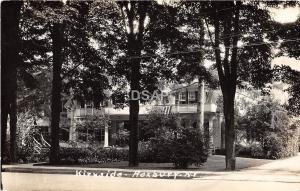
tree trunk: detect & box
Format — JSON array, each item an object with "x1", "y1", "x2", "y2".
[
  {"x1": 119, "y1": 1, "x2": 147, "y2": 167},
  {"x1": 213, "y1": 4, "x2": 239, "y2": 170},
  {"x1": 128, "y1": 57, "x2": 140, "y2": 167},
  {"x1": 197, "y1": 78, "x2": 205, "y2": 137},
  {"x1": 49, "y1": 23, "x2": 64, "y2": 164},
  {"x1": 9, "y1": 75, "x2": 18, "y2": 163},
  {"x1": 196, "y1": 19, "x2": 206, "y2": 149},
  {"x1": 128, "y1": 97, "x2": 139, "y2": 166},
  {"x1": 223, "y1": 89, "x2": 236, "y2": 170},
  {"x1": 1, "y1": 105, "x2": 9, "y2": 161},
  {"x1": 1, "y1": 1, "x2": 22, "y2": 163}
]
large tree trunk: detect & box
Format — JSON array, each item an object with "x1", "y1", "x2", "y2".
[
  {"x1": 223, "y1": 3, "x2": 240, "y2": 171},
  {"x1": 118, "y1": 1, "x2": 147, "y2": 167},
  {"x1": 1, "y1": 106, "x2": 9, "y2": 160},
  {"x1": 9, "y1": 77, "x2": 18, "y2": 163},
  {"x1": 197, "y1": 79, "x2": 205, "y2": 137},
  {"x1": 128, "y1": 48, "x2": 141, "y2": 167},
  {"x1": 213, "y1": 3, "x2": 240, "y2": 170},
  {"x1": 1, "y1": 1, "x2": 22, "y2": 163},
  {"x1": 128, "y1": 83, "x2": 140, "y2": 167},
  {"x1": 223, "y1": 89, "x2": 236, "y2": 170},
  {"x1": 49, "y1": 23, "x2": 64, "y2": 164},
  {"x1": 196, "y1": 19, "x2": 206, "y2": 151}
]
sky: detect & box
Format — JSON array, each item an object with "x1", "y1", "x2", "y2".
[
  {"x1": 269, "y1": 6, "x2": 300, "y2": 23},
  {"x1": 270, "y1": 6, "x2": 300, "y2": 71}
]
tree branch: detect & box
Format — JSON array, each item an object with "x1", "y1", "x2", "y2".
[
  {"x1": 223, "y1": 12, "x2": 232, "y2": 77},
  {"x1": 230, "y1": 2, "x2": 241, "y2": 89},
  {"x1": 137, "y1": 2, "x2": 147, "y2": 44},
  {"x1": 213, "y1": 12, "x2": 225, "y2": 88}
]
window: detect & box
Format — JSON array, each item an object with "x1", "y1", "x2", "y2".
[
  {"x1": 101, "y1": 128, "x2": 105, "y2": 142},
  {"x1": 175, "y1": 93, "x2": 179, "y2": 105},
  {"x1": 95, "y1": 128, "x2": 105, "y2": 142},
  {"x1": 78, "y1": 129, "x2": 87, "y2": 142},
  {"x1": 163, "y1": 96, "x2": 169, "y2": 104},
  {"x1": 179, "y1": 92, "x2": 186, "y2": 101},
  {"x1": 188, "y1": 91, "x2": 196, "y2": 101},
  {"x1": 85, "y1": 101, "x2": 93, "y2": 108},
  {"x1": 78, "y1": 127, "x2": 105, "y2": 142},
  {"x1": 80, "y1": 101, "x2": 85, "y2": 108},
  {"x1": 59, "y1": 129, "x2": 69, "y2": 141}
]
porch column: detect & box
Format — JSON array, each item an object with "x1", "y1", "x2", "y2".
[
  {"x1": 208, "y1": 116, "x2": 214, "y2": 149},
  {"x1": 169, "y1": 93, "x2": 175, "y2": 105},
  {"x1": 69, "y1": 111, "x2": 76, "y2": 141},
  {"x1": 219, "y1": 113, "x2": 225, "y2": 149},
  {"x1": 186, "y1": 90, "x2": 189, "y2": 104},
  {"x1": 104, "y1": 123, "x2": 109, "y2": 147},
  {"x1": 205, "y1": 115, "x2": 214, "y2": 155},
  {"x1": 110, "y1": 121, "x2": 117, "y2": 146}
]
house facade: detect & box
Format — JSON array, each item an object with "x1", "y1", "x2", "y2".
[{"x1": 58, "y1": 82, "x2": 225, "y2": 150}]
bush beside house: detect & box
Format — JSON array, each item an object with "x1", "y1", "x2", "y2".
[
  {"x1": 236, "y1": 100, "x2": 300, "y2": 159},
  {"x1": 139, "y1": 109, "x2": 208, "y2": 168},
  {"x1": 59, "y1": 146, "x2": 128, "y2": 164}
]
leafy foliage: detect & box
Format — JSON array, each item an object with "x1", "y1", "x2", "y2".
[
  {"x1": 184, "y1": 1, "x2": 283, "y2": 169},
  {"x1": 112, "y1": 128, "x2": 129, "y2": 147},
  {"x1": 274, "y1": 15, "x2": 300, "y2": 115},
  {"x1": 19, "y1": 2, "x2": 111, "y2": 110},
  {"x1": 139, "y1": 109, "x2": 207, "y2": 168},
  {"x1": 89, "y1": 1, "x2": 191, "y2": 107},
  {"x1": 60, "y1": 146, "x2": 128, "y2": 164},
  {"x1": 75, "y1": 114, "x2": 110, "y2": 143},
  {"x1": 61, "y1": 2, "x2": 111, "y2": 107},
  {"x1": 277, "y1": 16, "x2": 300, "y2": 59},
  {"x1": 237, "y1": 100, "x2": 300, "y2": 159},
  {"x1": 274, "y1": 65, "x2": 300, "y2": 115}
]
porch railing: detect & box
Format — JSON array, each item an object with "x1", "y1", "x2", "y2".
[{"x1": 71, "y1": 103, "x2": 217, "y2": 117}]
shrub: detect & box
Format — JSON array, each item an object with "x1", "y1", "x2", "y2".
[
  {"x1": 216, "y1": 144, "x2": 263, "y2": 158},
  {"x1": 235, "y1": 144, "x2": 252, "y2": 157},
  {"x1": 59, "y1": 146, "x2": 128, "y2": 164},
  {"x1": 139, "y1": 109, "x2": 208, "y2": 168},
  {"x1": 112, "y1": 129, "x2": 129, "y2": 147},
  {"x1": 75, "y1": 114, "x2": 110, "y2": 143},
  {"x1": 262, "y1": 130, "x2": 299, "y2": 159},
  {"x1": 59, "y1": 147, "x2": 87, "y2": 163},
  {"x1": 170, "y1": 126, "x2": 207, "y2": 168},
  {"x1": 214, "y1": 148, "x2": 226, "y2": 155},
  {"x1": 237, "y1": 100, "x2": 300, "y2": 159},
  {"x1": 138, "y1": 140, "x2": 156, "y2": 162},
  {"x1": 250, "y1": 143, "x2": 264, "y2": 158}
]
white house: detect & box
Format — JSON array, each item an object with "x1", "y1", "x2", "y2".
[{"x1": 59, "y1": 82, "x2": 225, "y2": 150}]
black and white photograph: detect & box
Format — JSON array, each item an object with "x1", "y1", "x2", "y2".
[{"x1": 1, "y1": 0, "x2": 300, "y2": 191}]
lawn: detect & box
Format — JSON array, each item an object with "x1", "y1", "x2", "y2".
[{"x1": 38, "y1": 155, "x2": 271, "y2": 171}]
